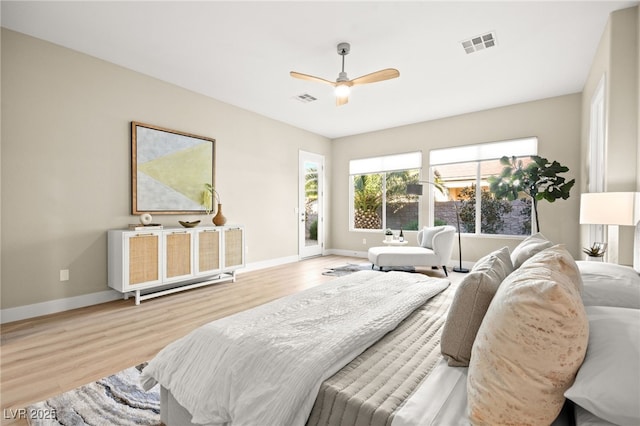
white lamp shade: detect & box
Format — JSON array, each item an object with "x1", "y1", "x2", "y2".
[
  {"x1": 580, "y1": 192, "x2": 640, "y2": 226},
  {"x1": 335, "y1": 84, "x2": 350, "y2": 98}
]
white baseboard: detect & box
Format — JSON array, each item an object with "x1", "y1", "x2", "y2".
[
  {"x1": 239, "y1": 255, "x2": 300, "y2": 273},
  {"x1": 0, "y1": 290, "x2": 123, "y2": 324},
  {"x1": 0, "y1": 255, "x2": 300, "y2": 324},
  {"x1": 325, "y1": 249, "x2": 368, "y2": 258}
]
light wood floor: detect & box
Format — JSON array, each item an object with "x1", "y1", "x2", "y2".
[{"x1": 0, "y1": 255, "x2": 450, "y2": 425}]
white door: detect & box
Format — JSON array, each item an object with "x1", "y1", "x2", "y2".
[{"x1": 299, "y1": 151, "x2": 324, "y2": 258}]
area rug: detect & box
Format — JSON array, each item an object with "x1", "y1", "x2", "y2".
[
  {"x1": 26, "y1": 363, "x2": 160, "y2": 426},
  {"x1": 323, "y1": 262, "x2": 415, "y2": 276}
]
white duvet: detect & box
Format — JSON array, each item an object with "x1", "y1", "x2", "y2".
[{"x1": 141, "y1": 270, "x2": 449, "y2": 426}]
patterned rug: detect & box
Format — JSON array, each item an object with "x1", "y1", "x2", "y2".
[
  {"x1": 27, "y1": 363, "x2": 160, "y2": 426},
  {"x1": 322, "y1": 263, "x2": 415, "y2": 276}
]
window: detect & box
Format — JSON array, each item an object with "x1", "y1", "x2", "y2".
[
  {"x1": 430, "y1": 138, "x2": 537, "y2": 236},
  {"x1": 350, "y1": 152, "x2": 422, "y2": 231},
  {"x1": 588, "y1": 75, "x2": 606, "y2": 244}
]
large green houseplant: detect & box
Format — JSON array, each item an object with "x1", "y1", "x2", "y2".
[{"x1": 487, "y1": 155, "x2": 575, "y2": 232}]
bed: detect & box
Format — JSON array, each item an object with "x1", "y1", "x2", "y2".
[{"x1": 141, "y1": 233, "x2": 640, "y2": 426}]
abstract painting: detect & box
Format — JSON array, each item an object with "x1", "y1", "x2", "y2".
[{"x1": 132, "y1": 121, "x2": 215, "y2": 214}]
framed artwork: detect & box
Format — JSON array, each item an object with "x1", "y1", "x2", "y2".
[{"x1": 131, "y1": 121, "x2": 215, "y2": 214}]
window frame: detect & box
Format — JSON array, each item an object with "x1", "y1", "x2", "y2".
[
  {"x1": 349, "y1": 152, "x2": 422, "y2": 232},
  {"x1": 429, "y1": 138, "x2": 538, "y2": 237}
]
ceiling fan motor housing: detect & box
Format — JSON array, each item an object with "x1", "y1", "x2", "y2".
[
  {"x1": 337, "y1": 71, "x2": 350, "y2": 83},
  {"x1": 337, "y1": 42, "x2": 350, "y2": 55}
]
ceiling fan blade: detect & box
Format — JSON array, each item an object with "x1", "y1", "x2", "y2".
[
  {"x1": 351, "y1": 68, "x2": 400, "y2": 86},
  {"x1": 290, "y1": 71, "x2": 336, "y2": 86},
  {"x1": 336, "y1": 96, "x2": 349, "y2": 106}
]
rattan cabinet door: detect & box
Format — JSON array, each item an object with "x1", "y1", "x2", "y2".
[
  {"x1": 163, "y1": 230, "x2": 193, "y2": 282},
  {"x1": 223, "y1": 227, "x2": 245, "y2": 269},
  {"x1": 195, "y1": 228, "x2": 221, "y2": 276},
  {"x1": 126, "y1": 232, "x2": 162, "y2": 287}
]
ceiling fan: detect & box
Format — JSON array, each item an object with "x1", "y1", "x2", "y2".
[{"x1": 290, "y1": 42, "x2": 400, "y2": 106}]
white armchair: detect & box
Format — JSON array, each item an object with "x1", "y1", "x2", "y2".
[{"x1": 368, "y1": 225, "x2": 456, "y2": 276}]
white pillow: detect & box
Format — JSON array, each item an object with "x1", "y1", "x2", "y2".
[
  {"x1": 574, "y1": 405, "x2": 617, "y2": 426},
  {"x1": 565, "y1": 306, "x2": 640, "y2": 425},
  {"x1": 420, "y1": 226, "x2": 444, "y2": 249},
  {"x1": 577, "y1": 261, "x2": 640, "y2": 309},
  {"x1": 510, "y1": 232, "x2": 553, "y2": 269}
]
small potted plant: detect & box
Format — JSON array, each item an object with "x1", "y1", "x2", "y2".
[
  {"x1": 384, "y1": 228, "x2": 393, "y2": 242},
  {"x1": 582, "y1": 242, "x2": 606, "y2": 261}
]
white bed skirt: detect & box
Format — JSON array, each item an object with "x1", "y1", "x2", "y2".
[{"x1": 161, "y1": 386, "x2": 198, "y2": 426}]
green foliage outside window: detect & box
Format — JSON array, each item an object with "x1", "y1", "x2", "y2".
[
  {"x1": 353, "y1": 174, "x2": 383, "y2": 229},
  {"x1": 457, "y1": 185, "x2": 513, "y2": 234},
  {"x1": 352, "y1": 170, "x2": 420, "y2": 230},
  {"x1": 487, "y1": 155, "x2": 574, "y2": 232}
]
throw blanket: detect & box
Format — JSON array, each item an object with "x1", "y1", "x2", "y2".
[
  {"x1": 307, "y1": 280, "x2": 455, "y2": 426},
  {"x1": 141, "y1": 270, "x2": 449, "y2": 426}
]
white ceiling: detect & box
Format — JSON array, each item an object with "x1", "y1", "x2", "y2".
[{"x1": 2, "y1": 1, "x2": 637, "y2": 139}]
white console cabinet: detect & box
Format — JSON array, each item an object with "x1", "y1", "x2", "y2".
[{"x1": 108, "y1": 225, "x2": 244, "y2": 304}]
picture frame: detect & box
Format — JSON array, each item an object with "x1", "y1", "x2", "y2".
[{"x1": 131, "y1": 121, "x2": 215, "y2": 214}]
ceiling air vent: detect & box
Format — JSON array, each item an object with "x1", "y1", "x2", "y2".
[
  {"x1": 294, "y1": 93, "x2": 318, "y2": 103},
  {"x1": 461, "y1": 31, "x2": 496, "y2": 54}
]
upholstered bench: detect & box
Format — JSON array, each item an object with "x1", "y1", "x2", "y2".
[{"x1": 367, "y1": 225, "x2": 456, "y2": 276}]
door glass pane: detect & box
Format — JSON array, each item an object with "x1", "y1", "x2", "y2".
[{"x1": 304, "y1": 161, "x2": 319, "y2": 246}]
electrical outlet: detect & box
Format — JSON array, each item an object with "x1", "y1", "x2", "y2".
[
  {"x1": 60, "y1": 269, "x2": 69, "y2": 282},
  {"x1": 362, "y1": 238, "x2": 367, "y2": 244}
]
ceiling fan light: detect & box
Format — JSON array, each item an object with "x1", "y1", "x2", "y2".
[{"x1": 335, "y1": 84, "x2": 350, "y2": 98}]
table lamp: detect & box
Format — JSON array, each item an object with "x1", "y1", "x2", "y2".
[{"x1": 579, "y1": 192, "x2": 640, "y2": 264}]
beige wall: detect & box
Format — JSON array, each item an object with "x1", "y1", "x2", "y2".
[
  {"x1": 331, "y1": 94, "x2": 582, "y2": 263},
  {"x1": 3, "y1": 7, "x2": 638, "y2": 313},
  {"x1": 1, "y1": 29, "x2": 331, "y2": 309},
  {"x1": 580, "y1": 6, "x2": 638, "y2": 266}
]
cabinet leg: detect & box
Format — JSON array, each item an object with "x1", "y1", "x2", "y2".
[
  {"x1": 135, "y1": 290, "x2": 141, "y2": 306},
  {"x1": 232, "y1": 270, "x2": 237, "y2": 283}
]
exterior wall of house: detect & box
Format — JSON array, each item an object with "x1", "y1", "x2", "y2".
[
  {"x1": 580, "y1": 6, "x2": 638, "y2": 266},
  {"x1": 1, "y1": 29, "x2": 331, "y2": 310},
  {"x1": 331, "y1": 93, "x2": 582, "y2": 263}
]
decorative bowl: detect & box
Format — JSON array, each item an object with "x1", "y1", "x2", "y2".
[{"x1": 178, "y1": 220, "x2": 200, "y2": 228}]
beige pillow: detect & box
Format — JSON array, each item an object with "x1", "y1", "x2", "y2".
[
  {"x1": 467, "y1": 245, "x2": 589, "y2": 425},
  {"x1": 440, "y1": 247, "x2": 513, "y2": 367},
  {"x1": 523, "y1": 243, "x2": 584, "y2": 293},
  {"x1": 510, "y1": 232, "x2": 553, "y2": 269}
]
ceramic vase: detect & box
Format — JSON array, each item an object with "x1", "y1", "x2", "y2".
[{"x1": 213, "y1": 203, "x2": 227, "y2": 226}]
